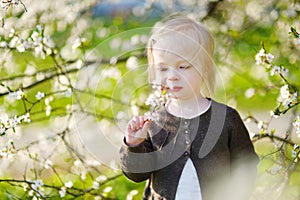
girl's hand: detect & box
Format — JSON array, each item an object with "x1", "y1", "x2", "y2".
[{"x1": 125, "y1": 116, "x2": 151, "y2": 147}]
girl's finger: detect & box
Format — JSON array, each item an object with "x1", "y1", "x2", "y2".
[{"x1": 139, "y1": 116, "x2": 144, "y2": 127}]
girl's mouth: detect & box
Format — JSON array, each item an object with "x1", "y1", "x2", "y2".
[{"x1": 167, "y1": 86, "x2": 183, "y2": 92}]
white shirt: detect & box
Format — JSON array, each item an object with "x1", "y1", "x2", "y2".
[{"x1": 175, "y1": 158, "x2": 202, "y2": 200}]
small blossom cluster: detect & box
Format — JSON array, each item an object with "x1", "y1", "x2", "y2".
[
  {"x1": 255, "y1": 48, "x2": 274, "y2": 65},
  {"x1": 270, "y1": 65, "x2": 289, "y2": 76},
  {"x1": 4, "y1": 25, "x2": 55, "y2": 59},
  {"x1": 144, "y1": 84, "x2": 170, "y2": 121},
  {"x1": 8, "y1": 89, "x2": 24, "y2": 101},
  {"x1": 35, "y1": 91, "x2": 45, "y2": 100},
  {"x1": 72, "y1": 37, "x2": 88, "y2": 50},
  {"x1": 0, "y1": 139, "x2": 15, "y2": 158},
  {"x1": 145, "y1": 84, "x2": 168, "y2": 109},
  {"x1": 92, "y1": 175, "x2": 107, "y2": 190},
  {"x1": 24, "y1": 179, "x2": 45, "y2": 198},
  {"x1": 293, "y1": 116, "x2": 300, "y2": 136},
  {"x1": 278, "y1": 85, "x2": 298, "y2": 108},
  {"x1": 0, "y1": 113, "x2": 30, "y2": 135},
  {"x1": 1, "y1": 0, "x2": 21, "y2": 10},
  {"x1": 255, "y1": 48, "x2": 289, "y2": 77},
  {"x1": 45, "y1": 96, "x2": 53, "y2": 116},
  {"x1": 257, "y1": 120, "x2": 268, "y2": 134},
  {"x1": 59, "y1": 181, "x2": 73, "y2": 198}
]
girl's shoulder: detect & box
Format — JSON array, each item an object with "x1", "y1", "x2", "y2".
[
  {"x1": 210, "y1": 100, "x2": 245, "y2": 129},
  {"x1": 210, "y1": 99, "x2": 241, "y2": 116}
]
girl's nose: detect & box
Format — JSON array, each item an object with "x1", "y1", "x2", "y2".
[{"x1": 167, "y1": 69, "x2": 179, "y2": 81}]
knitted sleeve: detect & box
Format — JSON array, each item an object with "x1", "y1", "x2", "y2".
[{"x1": 119, "y1": 135, "x2": 155, "y2": 182}]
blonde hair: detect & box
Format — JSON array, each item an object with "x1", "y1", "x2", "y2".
[{"x1": 147, "y1": 16, "x2": 215, "y2": 98}]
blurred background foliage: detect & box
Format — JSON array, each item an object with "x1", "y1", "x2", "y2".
[{"x1": 0, "y1": 0, "x2": 299, "y2": 199}]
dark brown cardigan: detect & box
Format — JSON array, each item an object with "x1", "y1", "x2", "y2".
[{"x1": 120, "y1": 100, "x2": 259, "y2": 200}]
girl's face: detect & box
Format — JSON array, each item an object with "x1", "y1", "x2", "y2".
[{"x1": 152, "y1": 49, "x2": 203, "y2": 101}]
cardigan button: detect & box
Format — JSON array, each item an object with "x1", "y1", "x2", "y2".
[{"x1": 184, "y1": 151, "x2": 189, "y2": 156}]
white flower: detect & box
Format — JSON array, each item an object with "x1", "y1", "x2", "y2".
[
  {"x1": 16, "y1": 89, "x2": 24, "y2": 100},
  {"x1": 22, "y1": 113, "x2": 31, "y2": 123},
  {"x1": 9, "y1": 89, "x2": 24, "y2": 101},
  {"x1": 46, "y1": 105, "x2": 51, "y2": 116},
  {"x1": 245, "y1": 88, "x2": 255, "y2": 98},
  {"x1": 270, "y1": 65, "x2": 281, "y2": 76},
  {"x1": 31, "y1": 31, "x2": 39, "y2": 41},
  {"x1": 59, "y1": 187, "x2": 66, "y2": 198},
  {"x1": 103, "y1": 186, "x2": 112, "y2": 193},
  {"x1": 35, "y1": 91, "x2": 45, "y2": 100},
  {"x1": 16, "y1": 40, "x2": 26, "y2": 52},
  {"x1": 72, "y1": 38, "x2": 82, "y2": 50},
  {"x1": 74, "y1": 159, "x2": 81, "y2": 166},
  {"x1": 109, "y1": 56, "x2": 118, "y2": 65},
  {"x1": 145, "y1": 92, "x2": 160, "y2": 108},
  {"x1": 126, "y1": 56, "x2": 139, "y2": 70},
  {"x1": 44, "y1": 159, "x2": 53, "y2": 169},
  {"x1": 43, "y1": 36, "x2": 54, "y2": 48},
  {"x1": 9, "y1": 115, "x2": 20, "y2": 128},
  {"x1": 31, "y1": 179, "x2": 44, "y2": 196},
  {"x1": 255, "y1": 49, "x2": 265, "y2": 65},
  {"x1": 270, "y1": 110, "x2": 279, "y2": 118},
  {"x1": 293, "y1": 116, "x2": 300, "y2": 135},
  {"x1": 255, "y1": 48, "x2": 274, "y2": 65},
  {"x1": 8, "y1": 29, "x2": 15, "y2": 38},
  {"x1": 257, "y1": 120, "x2": 264, "y2": 130},
  {"x1": 0, "y1": 124, "x2": 5, "y2": 135},
  {"x1": 270, "y1": 65, "x2": 288, "y2": 76},
  {"x1": 29, "y1": 190, "x2": 34, "y2": 196},
  {"x1": 101, "y1": 67, "x2": 121, "y2": 79},
  {"x1": 280, "y1": 85, "x2": 290, "y2": 99},
  {"x1": 126, "y1": 190, "x2": 139, "y2": 200},
  {"x1": 92, "y1": 181, "x2": 99, "y2": 189},
  {"x1": 76, "y1": 59, "x2": 83, "y2": 69},
  {"x1": 45, "y1": 96, "x2": 54, "y2": 105},
  {"x1": 81, "y1": 172, "x2": 86, "y2": 181},
  {"x1": 36, "y1": 25, "x2": 43, "y2": 32},
  {"x1": 266, "y1": 53, "x2": 274, "y2": 63},
  {"x1": 144, "y1": 111, "x2": 159, "y2": 121},
  {"x1": 65, "y1": 181, "x2": 73, "y2": 188},
  {"x1": 96, "y1": 175, "x2": 107, "y2": 183},
  {"x1": 9, "y1": 36, "x2": 19, "y2": 48},
  {"x1": 279, "y1": 85, "x2": 297, "y2": 108},
  {"x1": 65, "y1": 88, "x2": 72, "y2": 98},
  {"x1": 33, "y1": 179, "x2": 44, "y2": 188}
]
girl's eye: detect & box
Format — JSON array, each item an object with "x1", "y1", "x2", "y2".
[
  {"x1": 179, "y1": 65, "x2": 191, "y2": 70},
  {"x1": 157, "y1": 67, "x2": 168, "y2": 72}
]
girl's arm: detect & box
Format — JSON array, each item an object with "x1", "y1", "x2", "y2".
[{"x1": 120, "y1": 136, "x2": 155, "y2": 182}]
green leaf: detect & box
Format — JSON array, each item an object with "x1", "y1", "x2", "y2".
[{"x1": 290, "y1": 27, "x2": 300, "y2": 38}]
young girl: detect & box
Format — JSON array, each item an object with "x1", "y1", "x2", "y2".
[{"x1": 120, "y1": 16, "x2": 259, "y2": 200}]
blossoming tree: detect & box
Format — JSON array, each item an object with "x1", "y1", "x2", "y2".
[{"x1": 0, "y1": 0, "x2": 299, "y2": 199}]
